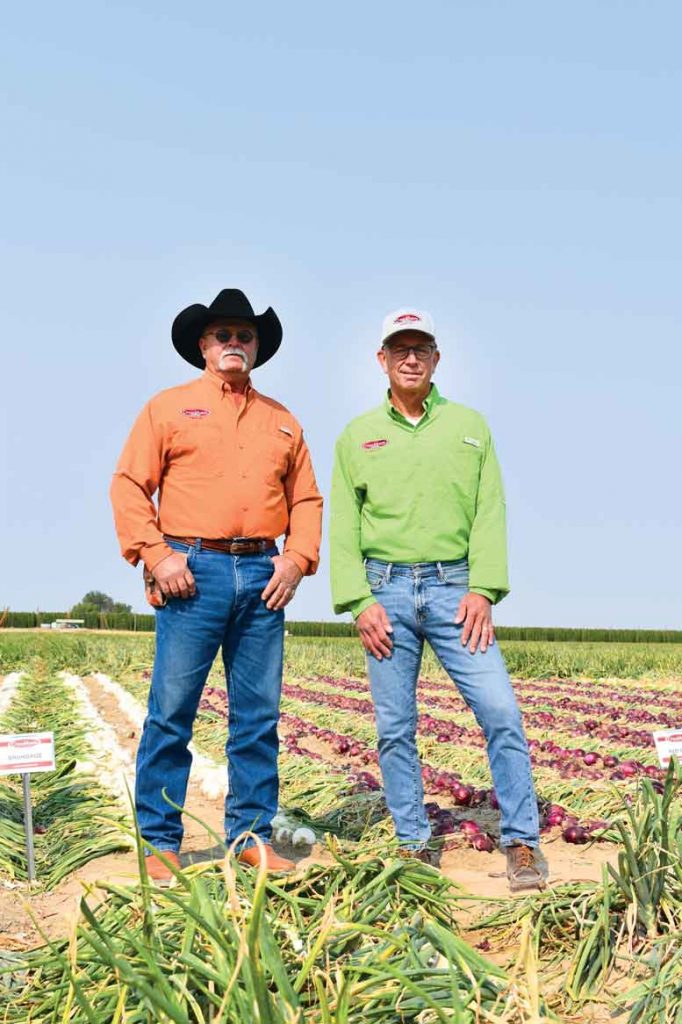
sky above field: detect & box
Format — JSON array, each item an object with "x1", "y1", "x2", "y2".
[{"x1": 1, "y1": 1, "x2": 681, "y2": 628}]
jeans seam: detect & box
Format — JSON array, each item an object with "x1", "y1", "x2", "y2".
[{"x1": 412, "y1": 696, "x2": 419, "y2": 837}]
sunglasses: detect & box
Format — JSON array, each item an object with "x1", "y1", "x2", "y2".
[
  {"x1": 384, "y1": 343, "x2": 436, "y2": 362},
  {"x1": 205, "y1": 328, "x2": 256, "y2": 344}
]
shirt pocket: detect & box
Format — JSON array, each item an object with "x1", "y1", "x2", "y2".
[
  {"x1": 169, "y1": 421, "x2": 226, "y2": 477},
  {"x1": 264, "y1": 430, "x2": 295, "y2": 479},
  {"x1": 445, "y1": 439, "x2": 483, "y2": 495}
]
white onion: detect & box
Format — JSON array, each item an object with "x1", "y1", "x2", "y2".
[
  {"x1": 291, "y1": 827, "x2": 316, "y2": 847},
  {"x1": 91, "y1": 672, "x2": 228, "y2": 798},
  {"x1": 0, "y1": 672, "x2": 23, "y2": 716},
  {"x1": 273, "y1": 826, "x2": 293, "y2": 844}
]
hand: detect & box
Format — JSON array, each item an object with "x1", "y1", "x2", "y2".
[
  {"x1": 356, "y1": 602, "x2": 393, "y2": 660},
  {"x1": 455, "y1": 593, "x2": 495, "y2": 653},
  {"x1": 153, "y1": 552, "x2": 196, "y2": 599},
  {"x1": 261, "y1": 555, "x2": 303, "y2": 610}
]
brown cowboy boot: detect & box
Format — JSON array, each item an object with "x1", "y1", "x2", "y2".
[
  {"x1": 144, "y1": 851, "x2": 181, "y2": 886},
  {"x1": 236, "y1": 844, "x2": 295, "y2": 872}
]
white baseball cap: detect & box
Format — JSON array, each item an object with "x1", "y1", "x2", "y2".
[{"x1": 381, "y1": 308, "x2": 436, "y2": 345}]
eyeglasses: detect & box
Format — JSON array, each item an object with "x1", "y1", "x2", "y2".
[
  {"x1": 384, "y1": 342, "x2": 436, "y2": 362},
  {"x1": 204, "y1": 328, "x2": 256, "y2": 344}
]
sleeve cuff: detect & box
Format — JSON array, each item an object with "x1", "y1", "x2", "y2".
[
  {"x1": 470, "y1": 587, "x2": 498, "y2": 604},
  {"x1": 349, "y1": 596, "x2": 377, "y2": 620},
  {"x1": 143, "y1": 542, "x2": 175, "y2": 573},
  {"x1": 283, "y1": 549, "x2": 312, "y2": 576}
]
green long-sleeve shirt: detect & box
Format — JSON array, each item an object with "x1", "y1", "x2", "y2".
[{"x1": 330, "y1": 385, "x2": 510, "y2": 618}]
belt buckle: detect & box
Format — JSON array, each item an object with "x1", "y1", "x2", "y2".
[{"x1": 230, "y1": 537, "x2": 253, "y2": 553}]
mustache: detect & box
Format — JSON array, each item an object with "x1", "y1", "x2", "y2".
[{"x1": 218, "y1": 348, "x2": 250, "y2": 369}]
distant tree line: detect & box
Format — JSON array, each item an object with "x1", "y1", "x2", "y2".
[{"x1": 1, "y1": 609, "x2": 681, "y2": 644}]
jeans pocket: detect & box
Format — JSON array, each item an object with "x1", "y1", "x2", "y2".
[
  {"x1": 441, "y1": 569, "x2": 469, "y2": 589},
  {"x1": 366, "y1": 569, "x2": 387, "y2": 592},
  {"x1": 166, "y1": 540, "x2": 196, "y2": 570}
]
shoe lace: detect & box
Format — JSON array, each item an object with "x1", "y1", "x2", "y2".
[{"x1": 513, "y1": 845, "x2": 535, "y2": 870}]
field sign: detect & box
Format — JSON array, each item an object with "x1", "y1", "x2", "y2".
[
  {"x1": 0, "y1": 732, "x2": 55, "y2": 776},
  {"x1": 652, "y1": 728, "x2": 682, "y2": 768}
]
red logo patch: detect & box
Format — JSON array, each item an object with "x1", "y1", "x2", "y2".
[
  {"x1": 362, "y1": 439, "x2": 389, "y2": 450},
  {"x1": 181, "y1": 408, "x2": 211, "y2": 418},
  {"x1": 394, "y1": 313, "x2": 420, "y2": 324}
]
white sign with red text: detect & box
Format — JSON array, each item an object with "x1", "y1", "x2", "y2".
[
  {"x1": 0, "y1": 732, "x2": 55, "y2": 776},
  {"x1": 653, "y1": 729, "x2": 682, "y2": 769}
]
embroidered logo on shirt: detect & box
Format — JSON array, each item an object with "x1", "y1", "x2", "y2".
[
  {"x1": 279, "y1": 426, "x2": 294, "y2": 436},
  {"x1": 463, "y1": 436, "x2": 480, "y2": 447},
  {"x1": 362, "y1": 439, "x2": 389, "y2": 450},
  {"x1": 181, "y1": 408, "x2": 211, "y2": 418}
]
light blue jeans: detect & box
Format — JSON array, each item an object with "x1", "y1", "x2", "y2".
[
  {"x1": 135, "y1": 539, "x2": 284, "y2": 853},
  {"x1": 365, "y1": 558, "x2": 539, "y2": 849}
]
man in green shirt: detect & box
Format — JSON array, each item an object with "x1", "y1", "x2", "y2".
[{"x1": 330, "y1": 308, "x2": 544, "y2": 892}]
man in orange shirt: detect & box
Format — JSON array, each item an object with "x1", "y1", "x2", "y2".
[{"x1": 111, "y1": 288, "x2": 322, "y2": 881}]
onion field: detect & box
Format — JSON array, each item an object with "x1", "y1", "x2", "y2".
[{"x1": 0, "y1": 631, "x2": 681, "y2": 1023}]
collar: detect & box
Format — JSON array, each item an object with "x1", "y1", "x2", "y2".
[
  {"x1": 202, "y1": 367, "x2": 254, "y2": 400},
  {"x1": 385, "y1": 383, "x2": 440, "y2": 422}
]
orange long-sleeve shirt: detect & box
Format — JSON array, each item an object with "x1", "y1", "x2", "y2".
[{"x1": 110, "y1": 369, "x2": 323, "y2": 575}]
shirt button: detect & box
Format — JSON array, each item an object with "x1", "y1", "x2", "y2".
[{"x1": 241, "y1": 505, "x2": 248, "y2": 511}]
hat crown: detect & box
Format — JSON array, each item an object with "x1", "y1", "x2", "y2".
[
  {"x1": 381, "y1": 308, "x2": 435, "y2": 344},
  {"x1": 207, "y1": 289, "x2": 256, "y2": 319},
  {"x1": 171, "y1": 288, "x2": 282, "y2": 370}
]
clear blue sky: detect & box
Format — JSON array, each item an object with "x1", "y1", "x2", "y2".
[{"x1": 2, "y1": 1, "x2": 680, "y2": 628}]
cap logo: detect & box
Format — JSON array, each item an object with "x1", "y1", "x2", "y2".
[
  {"x1": 394, "y1": 313, "x2": 420, "y2": 324},
  {"x1": 181, "y1": 408, "x2": 211, "y2": 418},
  {"x1": 362, "y1": 438, "x2": 389, "y2": 450}
]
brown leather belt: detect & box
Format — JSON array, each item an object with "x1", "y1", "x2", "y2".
[{"x1": 164, "y1": 535, "x2": 275, "y2": 555}]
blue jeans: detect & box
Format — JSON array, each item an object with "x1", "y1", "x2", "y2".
[
  {"x1": 365, "y1": 558, "x2": 539, "y2": 849},
  {"x1": 135, "y1": 539, "x2": 284, "y2": 853}
]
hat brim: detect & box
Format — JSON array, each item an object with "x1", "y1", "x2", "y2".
[
  {"x1": 172, "y1": 305, "x2": 282, "y2": 369},
  {"x1": 382, "y1": 326, "x2": 435, "y2": 345}
]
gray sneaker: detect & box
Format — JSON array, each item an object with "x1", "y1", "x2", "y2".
[
  {"x1": 505, "y1": 844, "x2": 545, "y2": 892},
  {"x1": 397, "y1": 846, "x2": 438, "y2": 867}
]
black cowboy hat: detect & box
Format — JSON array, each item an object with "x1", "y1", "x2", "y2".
[{"x1": 171, "y1": 288, "x2": 282, "y2": 369}]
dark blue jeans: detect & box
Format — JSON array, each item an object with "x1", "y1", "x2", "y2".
[
  {"x1": 365, "y1": 557, "x2": 539, "y2": 849},
  {"x1": 135, "y1": 539, "x2": 284, "y2": 853}
]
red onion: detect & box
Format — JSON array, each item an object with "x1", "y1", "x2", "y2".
[
  {"x1": 471, "y1": 834, "x2": 496, "y2": 852},
  {"x1": 562, "y1": 825, "x2": 589, "y2": 844},
  {"x1": 432, "y1": 820, "x2": 455, "y2": 836},
  {"x1": 582, "y1": 753, "x2": 599, "y2": 766},
  {"x1": 452, "y1": 784, "x2": 473, "y2": 806},
  {"x1": 459, "y1": 819, "x2": 481, "y2": 836},
  {"x1": 469, "y1": 788, "x2": 488, "y2": 807}
]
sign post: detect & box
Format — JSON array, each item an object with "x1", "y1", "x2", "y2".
[
  {"x1": 0, "y1": 732, "x2": 56, "y2": 884},
  {"x1": 21, "y1": 773, "x2": 37, "y2": 881}
]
